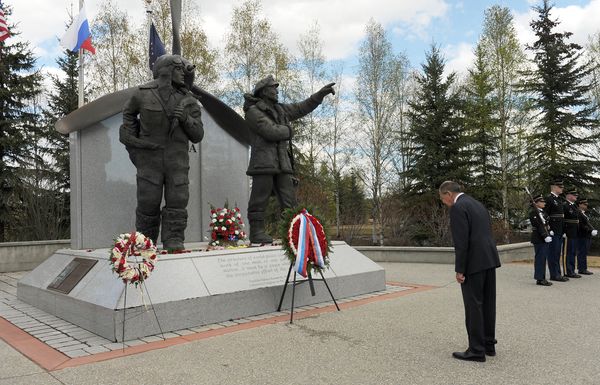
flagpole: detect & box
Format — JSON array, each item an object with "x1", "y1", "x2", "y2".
[
  {"x1": 145, "y1": 0, "x2": 153, "y2": 78},
  {"x1": 78, "y1": 0, "x2": 84, "y2": 108}
]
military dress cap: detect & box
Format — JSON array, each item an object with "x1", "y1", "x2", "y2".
[
  {"x1": 532, "y1": 194, "x2": 545, "y2": 203},
  {"x1": 253, "y1": 75, "x2": 279, "y2": 96},
  {"x1": 550, "y1": 179, "x2": 564, "y2": 187},
  {"x1": 565, "y1": 189, "x2": 578, "y2": 196},
  {"x1": 577, "y1": 198, "x2": 588, "y2": 205}
]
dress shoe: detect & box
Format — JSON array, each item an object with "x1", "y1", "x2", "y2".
[
  {"x1": 536, "y1": 279, "x2": 552, "y2": 286},
  {"x1": 565, "y1": 273, "x2": 581, "y2": 278},
  {"x1": 550, "y1": 276, "x2": 569, "y2": 282},
  {"x1": 579, "y1": 270, "x2": 594, "y2": 275},
  {"x1": 485, "y1": 348, "x2": 496, "y2": 356},
  {"x1": 452, "y1": 350, "x2": 486, "y2": 362}
]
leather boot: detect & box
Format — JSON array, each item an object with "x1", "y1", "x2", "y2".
[
  {"x1": 161, "y1": 208, "x2": 187, "y2": 251},
  {"x1": 136, "y1": 209, "x2": 160, "y2": 245},
  {"x1": 248, "y1": 212, "x2": 273, "y2": 244}
]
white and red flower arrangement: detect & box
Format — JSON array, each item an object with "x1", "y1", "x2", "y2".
[
  {"x1": 209, "y1": 205, "x2": 247, "y2": 248},
  {"x1": 109, "y1": 232, "x2": 158, "y2": 286},
  {"x1": 279, "y1": 207, "x2": 331, "y2": 278}
]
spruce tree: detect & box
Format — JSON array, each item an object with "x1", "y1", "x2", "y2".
[
  {"x1": 35, "y1": 48, "x2": 80, "y2": 238},
  {"x1": 463, "y1": 43, "x2": 501, "y2": 211},
  {"x1": 0, "y1": 5, "x2": 43, "y2": 241},
  {"x1": 521, "y1": 0, "x2": 599, "y2": 190},
  {"x1": 406, "y1": 45, "x2": 468, "y2": 195},
  {"x1": 45, "y1": 49, "x2": 78, "y2": 192}
]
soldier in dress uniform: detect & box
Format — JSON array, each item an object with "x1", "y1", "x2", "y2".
[
  {"x1": 563, "y1": 189, "x2": 581, "y2": 278},
  {"x1": 576, "y1": 198, "x2": 596, "y2": 275},
  {"x1": 529, "y1": 194, "x2": 553, "y2": 286},
  {"x1": 544, "y1": 179, "x2": 568, "y2": 282}
]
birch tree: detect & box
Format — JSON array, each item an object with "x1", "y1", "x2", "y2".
[
  {"x1": 480, "y1": 5, "x2": 525, "y2": 228},
  {"x1": 355, "y1": 20, "x2": 405, "y2": 246},
  {"x1": 223, "y1": 0, "x2": 291, "y2": 107}
]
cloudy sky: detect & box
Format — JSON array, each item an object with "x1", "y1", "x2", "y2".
[{"x1": 5, "y1": 0, "x2": 600, "y2": 78}]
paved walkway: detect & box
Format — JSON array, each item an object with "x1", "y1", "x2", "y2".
[{"x1": 1, "y1": 262, "x2": 600, "y2": 385}]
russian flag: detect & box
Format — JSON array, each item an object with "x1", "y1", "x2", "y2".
[{"x1": 60, "y1": 4, "x2": 95, "y2": 54}]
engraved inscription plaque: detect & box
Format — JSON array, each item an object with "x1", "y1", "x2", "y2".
[
  {"x1": 47, "y1": 258, "x2": 98, "y2": 294},
  {"x1": 198, "y1": 252, "x2": 292, "y2": 295}
]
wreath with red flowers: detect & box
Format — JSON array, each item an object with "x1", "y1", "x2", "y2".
[
  {"x1": 278, "y1": 207, "x2": 331, "y2": 274},
  {"x1": 109, "y1": 232, "x2": 158, "y2": 286}
]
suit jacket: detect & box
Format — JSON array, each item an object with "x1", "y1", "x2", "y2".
[{"x1": 450, "y1": 194, "x2": 501, "y2": 275}]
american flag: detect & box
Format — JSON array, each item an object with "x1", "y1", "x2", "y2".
[{"x1": 0, "y1": 0, "x2": 9, "y2": 42}]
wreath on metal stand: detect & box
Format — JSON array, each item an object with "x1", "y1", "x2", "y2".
[
  {"x1": 109, "y1": 232, "x2": 165, "y2": 346},
  {"x1": 276, "y1": 207, "x2": 339, "y2": 323}
]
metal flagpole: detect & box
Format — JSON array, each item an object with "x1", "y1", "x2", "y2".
[
  {"x1": 78, "y1": 0, "x2": 84, "y2": 108},
  {"x1": 145, "y1": 0, "x2": 153, "y2": 78}
]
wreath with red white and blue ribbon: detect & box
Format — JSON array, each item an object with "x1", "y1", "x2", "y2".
[{"x1": 281, "y1": 208, "x2": 331, "y2": 278}]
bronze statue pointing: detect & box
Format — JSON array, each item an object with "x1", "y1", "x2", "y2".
[
  {"x1": 243, "y1": 75, "x2": 335, "y2": 244},
  {"x1": 120, "y1": 54, "x2": 204, "y2": 251}
]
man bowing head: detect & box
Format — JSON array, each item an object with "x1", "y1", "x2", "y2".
[{"x1": 439, "y1": 181, "x2": 501, "y2": 362}]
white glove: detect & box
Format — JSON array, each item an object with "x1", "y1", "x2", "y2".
[
  {"x1": 544, "y1": 236, "x2": 552, "y2": 243},
  {"x1": 550, "y1": 231, "x2": 554, "y2": 236},
  {"x1": 592, "y1": 230, "x2": 598, "y2": 236},
  {"x1": 563, "y1": 233, "x2": 566, "y2": 239}
]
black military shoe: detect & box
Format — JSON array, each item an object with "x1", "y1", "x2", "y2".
[
  {"x1": 536, "y1": 279, "x2": 552, "y2": 286},
  {"x1": 565, "y1": 273, "x2": 581, "y2": 278},
  {"x1": 452, "y1": 350, "x2": 486, "y2": 362},
  {"x1": 579, "y1": 270, "x2": 594, "y2": 275},
  {"x1": 485, "y1": 348, "x2": 496, "y2": 356},
  {"x1": 550, "y1": 276, "x2": 569, "y2": 282}
]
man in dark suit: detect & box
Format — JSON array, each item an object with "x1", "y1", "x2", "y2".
[{"x1": 439, "y1": 181, "x2": 501, "y2": 363}]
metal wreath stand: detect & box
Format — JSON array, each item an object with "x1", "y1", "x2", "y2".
[
  {"x1": 120, "y1": 252, "x2": 165, "y2": 350},
  {"x1": 277, "y1": 261, "x2": 340, "y2": 324}
]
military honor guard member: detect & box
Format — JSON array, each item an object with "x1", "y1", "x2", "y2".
[
  {"x1": 576, "y1": 198, "x2": 596, "y2": 275},
  {"x1": 563, "y1": 189, "x2": 581, "y2": 278},
  {"x1": 439, "y1": 181, "x2": 501, "y2": 362},
  {"x1": 529, "y1": 194, "x2": 553, "y2": 286},
  {"x1": 544, "y1": 180, "x2": 568, "y2": 282}
]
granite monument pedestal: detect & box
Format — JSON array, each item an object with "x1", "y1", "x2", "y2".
[{"x1": 17, "y1": 241, "x2": 385, "y2": 341}]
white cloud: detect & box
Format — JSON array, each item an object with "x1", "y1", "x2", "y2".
[
  {"x1": 201, "y1": 0, "x2": 450, "y2": 60},
  {"x1": 6, "y1": 0, "x2": 146, "y2": 67},
  {"x1": 7, "y1": 0, "x2": 449, "y2": 66},
  {"x1": 514, "y1": 0, "x2": 600, "y2": 49},
  {"x1": 444, "y1": 42, "x2": 474, "y2": 76}
]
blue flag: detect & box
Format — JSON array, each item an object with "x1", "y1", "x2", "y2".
[{"x1": 149, "y1": 22, "x2": 166, "y2": 71}]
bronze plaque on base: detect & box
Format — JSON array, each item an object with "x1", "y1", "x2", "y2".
[{"x1": 47, "y1": 258, "x2": 98, "y2": 294}]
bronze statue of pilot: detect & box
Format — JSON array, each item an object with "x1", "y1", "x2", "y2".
[{"x1": 120, "y1": 54, "x2": 204, "y2": 251}]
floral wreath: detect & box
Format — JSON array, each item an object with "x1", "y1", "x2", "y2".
[
  {"x1": 279, "y1": 207, "x2": 331, "y2": 277},
  {"x1": 109, "y1": 232, "x2": 158, "y2": 286}
]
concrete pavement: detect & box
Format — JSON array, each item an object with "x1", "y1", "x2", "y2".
[{"x1": 2, "y1": 262, "x2": 600, "y2": 385}]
